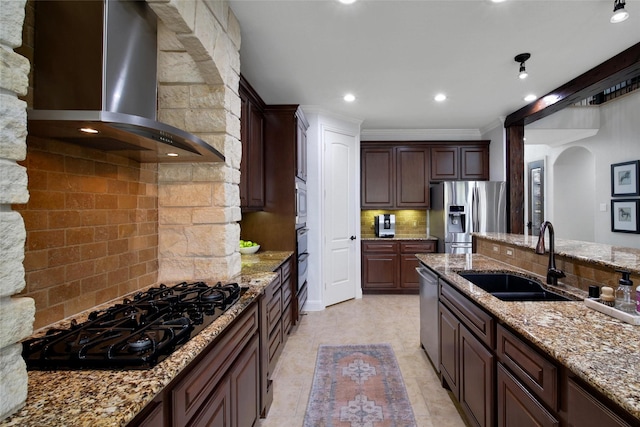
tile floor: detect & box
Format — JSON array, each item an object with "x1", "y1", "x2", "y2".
[{"x1": 256, "y1": 294, "x2": 468, "y2": 427}]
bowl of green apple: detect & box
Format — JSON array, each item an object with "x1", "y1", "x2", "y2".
[{"x1": 239, "y1": 239, "x2": 260, "y2": 254}]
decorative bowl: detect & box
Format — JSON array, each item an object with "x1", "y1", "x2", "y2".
[{"x1": 239, "y1": 245, "x2": 260, "y2": 254}]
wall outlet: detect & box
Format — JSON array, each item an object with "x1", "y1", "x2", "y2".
[
  {"x1": 492, "y1": 245, "x2": 500, "y2": 253},
  {"x1": 506, "y1": 248, "x2": 514, "y2": 257},
  {"x1": 600, "y1": 203, "x2": 608, "y2": 212}
]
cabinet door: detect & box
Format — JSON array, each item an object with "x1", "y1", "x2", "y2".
[
  {"x1": 239, "y1": 91, "x2": 265, "y2": 209},
  {"x1": 497, "y1": 364, "x2": 559, "y2": 427},
  {"x1": 188, "y1": 377, "x2": 232, "y2": 427},
  {"x1": 567, "y1": 378, "x2": 632, "y2": 427},
  {"x1": 400, "y1": 254, "x2": 421, "y2": 289},
  {"x1": 296, "y1": 117, "x2": 307, "y2": 181},
  {"x1": 361, "y1": 147, "x2": 394, "y2": 208},
  {"x1": 460, "y1": 146, "x2": 489, "y2": 181},
  {"x1": 362, "y1": 253, "x2": 399, "y2": 290},
  {"x1": 231, "y1": 336, "x2": 260, "y2": 427},
  {"x1": 396, "y1": 147, "x2": 430, "y2": 207},
  {"x1": 439, "y1": 304, "x2": 460, "y2": 398},
  {"x1": 431, "y1": 146, "x2": 458, "y2": 181},
  {"x1": 459, "y1": 325, "x2": 495, "y2": 427},
  {"x1": 247, "y1": 103, "x2": 265, "y2": 207}
]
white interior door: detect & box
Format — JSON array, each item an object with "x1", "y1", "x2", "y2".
[{"x1": 323, "y1": 129, "x2": 358, "y2": 306}]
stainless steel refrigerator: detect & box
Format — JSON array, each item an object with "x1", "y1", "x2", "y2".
[{"x1": 430, "y1": 181, "x2": 507, "y2": 253}]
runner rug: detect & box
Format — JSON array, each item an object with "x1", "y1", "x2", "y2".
[{"x1": 303, "y1": 343, "x2": 417, "y2": 427}]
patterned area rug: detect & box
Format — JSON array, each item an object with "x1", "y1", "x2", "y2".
[{"x1": 303, "y1": 343, "x2": 417, "y2": 427}]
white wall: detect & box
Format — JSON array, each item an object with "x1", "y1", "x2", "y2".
[
  {"x1": 481, "y1": 118, "x2": 507, "y2": 181},
  {"x1": 302, "y1": 107, "x2": 362, "y2": 311},
  {"x1": 525, "y1": 91, "x2": 640, "y2": 248}
]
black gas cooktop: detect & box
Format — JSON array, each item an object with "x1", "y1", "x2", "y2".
[{"x1": 22, "y1": 281, "x2": 244, "y2": 370}]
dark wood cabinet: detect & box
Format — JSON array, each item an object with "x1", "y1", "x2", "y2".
[
  {"x1": 296, "y1": 113, "x2": 308, "y2": 181},
  {"x1": 566, "y1": 377, "x2": 635, "y2": 427},
  {"x1": 231, "y1": 335, "x2": 260, "y2": 427},
  {"x1": 396, "y1": 147, "x2": 430, "y2": 207},
  {"x1": 360, "y1": 145, "x2": 430, "y2": 209},
  {"x1": 430, "y1": 143, "x2": 490, "y2": 181},
  {"x1": 239, "y1": 76, "x2": 265, "y2": 210},
  {"x1": 460, "y1": 324, "x2": 495, "y2": 427},
  {"x1": 497, "y1": 363, "x2": 559, "y2": 427},
  {"x1": 361, "y1": 147, "x2": 394, "y2": 208},
  {"x1": 361, "y1": 141, "x2": 490, "y2": 208},
  {"x1": 362, "y1": 240, "x2": 435, "y2": 293},
  {"x1": 439, "y1": 280, "x2": 495, "y2": 427}
]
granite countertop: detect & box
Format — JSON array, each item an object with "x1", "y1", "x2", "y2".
[
  {"x1": 1, "y1": 251, "x2": 293, "y2": 427},
  {"x1": 416, "y1": 252, "x2": 640, "y2": 421},
  {"x1": 361, "y1": 234, "x2": 438, "y2": 241}
]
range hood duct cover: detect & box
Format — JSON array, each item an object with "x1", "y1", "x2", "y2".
[{"x1": 28, "y1": 0, "x2": 224, "y2": 163}]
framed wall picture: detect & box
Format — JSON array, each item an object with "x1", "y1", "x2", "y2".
[
  {"x1": 611, "y1": 199, "x2": 640, "y2": 233},
  {"x1": 611, "y1": 160, "x2": 640, "y2": 197}
]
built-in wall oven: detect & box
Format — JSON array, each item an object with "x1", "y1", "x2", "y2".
[
  {"x1": 297, "y1": 227, "x2": 309, "y2": 292},
  {"x1": 295, "y1": 179, "x2": 307, "y2": 229}
]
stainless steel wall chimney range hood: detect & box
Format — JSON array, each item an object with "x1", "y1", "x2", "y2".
[{"x1": 28, "y1": 0, "x2": 225, "y2": 163}]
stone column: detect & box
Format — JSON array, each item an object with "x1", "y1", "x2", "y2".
[
  {"x1": 148, "y1": 0, "x2": 243, "y2": 282},
  {"x1": 0, "y1": 0, "x2": 36, "y2": 421}
]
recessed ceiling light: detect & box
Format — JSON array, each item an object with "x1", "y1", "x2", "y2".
[
  {"x1": 79, "y1": 127, "x2": 99, "y2": 134},
  {"x1": 339, "y1": 0, "x2": 357, "y2": 4},
  {"x1": 343, "y1": 93, "x2": 356, "y2": 102},
  {"x1": 524, "y1": 94, "x2": 537, "y2": 102},
  {"x1": 491, "y1": 0, "x2": 507, "y2": 3},
  {"x1": 434, "y1": 93, "x2": 447, "y2": 102}
]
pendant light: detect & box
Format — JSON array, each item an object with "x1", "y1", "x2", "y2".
[
  {"x1": 514, "y1": 53, "x2": 531, "y2": 80},
  {"x1": 611, "y1": 0, "x2": 629, "y2": 23}
]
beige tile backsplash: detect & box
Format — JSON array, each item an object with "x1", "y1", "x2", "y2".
[{"x1": 361, "y1": 209, "x2": 427, "y2": 237}]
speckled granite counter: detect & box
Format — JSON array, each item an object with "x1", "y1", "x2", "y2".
[
  {"x1": 416, "y1": 252, "x2": 640, "y2": 421},
  {"x1": 361, "y1": 234, "x2": 438, "y2": 241},
  {"x1": 0, "y1": 252, "x2": 294, "y2": 427}
]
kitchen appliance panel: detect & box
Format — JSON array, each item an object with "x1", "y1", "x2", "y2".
[
  {"x1": 430, "y1": 181, "x2": 506, "y2": 254},
  {"x1": 295, "y1": 179, "x2": 307, "y2": 229},
  {"x1": 418, "y1": 265, "x2": 440, "y2": 372},
  {"x1": 374, "y1": 214, "x2": 396, "y2": 237}
]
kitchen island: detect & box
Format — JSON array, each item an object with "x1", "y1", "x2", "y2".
[
  {"x1": 0, "y1": 251, "x2": 292, "y2": 427},
  {"x1": 417, "y1": 246, "x2": 640, "y2": 425}
]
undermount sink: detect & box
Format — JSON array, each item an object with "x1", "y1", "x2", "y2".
[{"x1": 458, "y1": 272, "x2": 573, "y2": 302}]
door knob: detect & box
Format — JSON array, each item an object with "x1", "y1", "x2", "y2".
[{"x1": 349, "y1": 236, "x2": 356, "y2": 240}]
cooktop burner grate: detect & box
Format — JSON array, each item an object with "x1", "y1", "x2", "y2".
[{"x1": 22, "y1": 281, "x2": 244, "y2": 370}]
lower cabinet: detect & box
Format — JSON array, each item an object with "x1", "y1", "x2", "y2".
[
  {"x1": 437, "y1": 279, "x2": 640, "y2": 427},
  {"x1": 362, "y1": 240, "x2": 436, "y2": 293},
  {"x1": 128, "y1": 301, "x2": 260, "y2": 427},
  {"x1": 439, "y1": 299, "x2": 494, "y2": 427},
  {"x1": 497, "y1": 364, "x2": 558, "y2": 427}
]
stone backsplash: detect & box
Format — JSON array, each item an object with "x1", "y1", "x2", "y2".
[{"x1": 361, "y1": 209, "x2": 428, "y2": 237}]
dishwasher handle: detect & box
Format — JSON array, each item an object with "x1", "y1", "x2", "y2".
[{"x1": 416, "y1": 267, "x2": 439, "y2": 285}]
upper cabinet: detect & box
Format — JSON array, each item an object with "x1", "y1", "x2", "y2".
[
  {"x1": 431, "y1": 143, "x2": 490, "y2": 181},
  {"x1": 239, "y1": 77, "x2": 266, "y2": 210},
  {"x1": 361, "y1": 145, "x2": 431, "y2": 209},
  {"x1": 295, "y1": 110, "x2": 309, "y2": 182},
  {"x1": 361, "y1": 141, "x2": 490, "y2": 209}
]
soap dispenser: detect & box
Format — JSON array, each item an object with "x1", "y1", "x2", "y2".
[{"x1": 615, "y1": 270, "x2": 635, "y2": 313}]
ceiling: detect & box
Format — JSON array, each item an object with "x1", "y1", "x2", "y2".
[{"x1": 228, "y1": 0, "x2": 640, "y2": 136}]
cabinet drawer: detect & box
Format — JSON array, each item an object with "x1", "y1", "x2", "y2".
[
  {"x1": 362, "y1": 241, "x2": 399, "y2": 253},
  {"x1": 268, "y1": 323, "x2": 283, "y2": 372},
  {"x1": 440, "y1": 281, "x2": 495, "y2": 348},
  {"x1": 266, "y1": 289, "x2": 282, "y2": 335},
  {"x1": 281, "y1": 258, "x2": 292, "y2": 281},
  {"x1": 400, "y1": 241, "x2": 436, "y2": 253},
  {"x1": 282, "y1": 275, "x2": 293, "y2": 308},
  {"x1": 497, "y1": 324, "x2": 558, "y2": 411}
]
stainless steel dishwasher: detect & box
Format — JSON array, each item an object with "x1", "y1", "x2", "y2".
[{"x1": 417, "y1": 264, "x2": 440, "y2": 373}]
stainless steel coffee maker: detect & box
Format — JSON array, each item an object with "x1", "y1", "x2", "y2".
[{"x1": 374, "y1": 214, "x2": 396, "y2": 238}]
